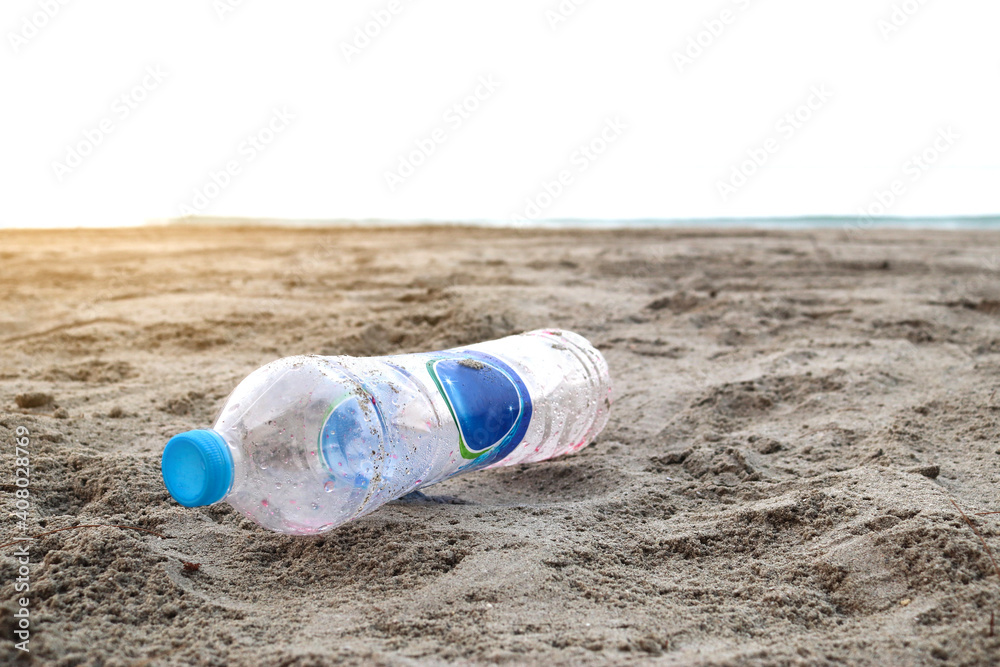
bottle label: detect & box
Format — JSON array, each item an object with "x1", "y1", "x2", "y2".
[
  {"x1": 318, "y1": 382, "x2": 390, "y2": 500},
  {"x1": 425, "y1": 351, "x2": 532, "y2": 470}
]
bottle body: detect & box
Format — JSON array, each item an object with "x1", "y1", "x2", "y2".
[{"x1": 177, "y1": 329, "x2": 611, "y2": 535}]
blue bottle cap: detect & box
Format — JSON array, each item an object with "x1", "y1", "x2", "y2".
[{"x1": 161, "y1": 429, "x2": 234, "y2": 507}]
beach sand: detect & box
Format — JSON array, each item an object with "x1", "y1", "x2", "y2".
[{"x1": 1, "y1": 225, "x2": 998, "y2": 666}]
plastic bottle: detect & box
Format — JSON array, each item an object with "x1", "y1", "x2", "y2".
[{"x1": 160, "y1": 329, "x2": 612, "y2": 535}]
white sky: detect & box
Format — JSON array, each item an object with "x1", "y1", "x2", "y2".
[{"x1": 2, "y1": 0, "x2": 998, "y2": 228}]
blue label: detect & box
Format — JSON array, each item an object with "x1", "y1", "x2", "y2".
[
  {"x1": 426, "y1": 351, "x2": 532, "y2": 469},
  {"x1": 318, "y1": 383, "x2": 390, "y2": 498}
]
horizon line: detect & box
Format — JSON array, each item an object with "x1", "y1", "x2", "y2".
[{"x1": 2, "y1": 214, "x2": 999, "y2": 231}]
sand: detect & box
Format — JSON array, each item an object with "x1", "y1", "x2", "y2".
[{"x1": 0, "y1": 224, "x2": 998, "y2": 666}]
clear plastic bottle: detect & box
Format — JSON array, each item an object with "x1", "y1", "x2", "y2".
[{"x1": 161, "y1": 329, "x2": 612, "y2": 535}]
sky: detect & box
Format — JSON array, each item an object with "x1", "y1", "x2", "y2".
[{"x1": 2, "y1": 0, "x2": 999, "y2": 228}]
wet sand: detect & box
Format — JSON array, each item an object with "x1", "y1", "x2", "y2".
[{"x1": 1, "y1": 224, "x2": 999, "y2": 665}]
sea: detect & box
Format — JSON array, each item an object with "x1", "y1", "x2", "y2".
[{"x1": 161, "y1": 216, "x2": 1000, "y2": 230}]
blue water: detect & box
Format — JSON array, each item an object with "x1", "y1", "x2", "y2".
[
  {"x1": 166, "y1": 215, "x2": 1000, "y2": 230},
  {"x1": 472, "y1": 216, "x2": 1000, "y2": 230}
]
